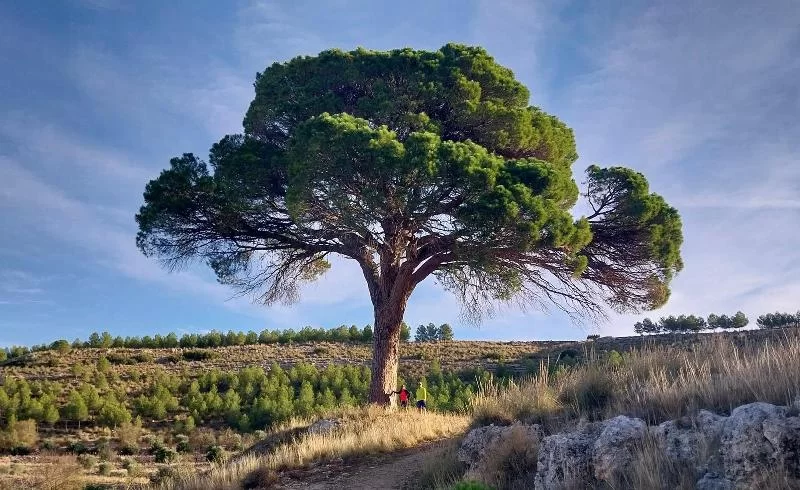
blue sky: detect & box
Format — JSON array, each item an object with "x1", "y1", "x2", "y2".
[{"x1": 1, "y1": 0, "x2": 799, "y2": 346}]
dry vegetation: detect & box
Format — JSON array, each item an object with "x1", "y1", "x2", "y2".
[
  {"x1": 2, "y1": 329, "x2": 799, "y2": 489},
  {"x1": 162, "y1": 406, "x2": 470, "y2": 490},
  {"x1": 2, "y1": 339, "x2": 576, "y2": 383},
  {"x1": 464, "y1": 330, "x2": 800, "y2": 489},
  {"x1": 473, "y1": 330, "x2": 800, "y2": 428}
]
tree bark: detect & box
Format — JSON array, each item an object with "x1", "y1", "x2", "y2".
[{"x1": 368, "y1": 300, "x2": 406, "y2": 405}]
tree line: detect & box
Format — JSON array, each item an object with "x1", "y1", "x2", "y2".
[
  {"x1": 1, "y1": 322, "x2": 463, "y2": 360},
  {"x1": 634, "y1": 310, "x2": 800, "y2": 334},
  {"x1": 0, "y1": 324, "x2": 419, "y2": 360},
  {"x1": 414, "y1": 323, "x2": 455, "y2": 342},
  {"x1": 634, "y1": 312, "x2": 747, "y2": 334}
]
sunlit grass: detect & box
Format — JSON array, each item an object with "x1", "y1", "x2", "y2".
[{"x1": 161, "y1": 406, "x2": 470, "y2": 490}]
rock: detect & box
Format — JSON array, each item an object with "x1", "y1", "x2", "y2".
[
  {"x1": 719, "y1": 402, "x2": 796, "y2": 485},
  {"x1": 652, "y1": 409, "x2": 726, "y2": 466},
  {"x1": 761, "y1": 406, "x2": 800, "y2": 476},
  {"x1": 696, "y1": 471, "x2": 733, "y2": 490},
  {"x1": 458, "y1": 423, "x2": 542, "y2": 478},
  {"x1": 534, "y1": 422, "x2": 603, "y2": 488},
  {"x1": 591, "y1": 415, "x2": 647, "y2": 481},
  {"x1": 458, "y1": 424, "x2": 505, "y2": 467},
  {"x1": 306, "y1": 418, "x2": 340, "y2": 435}
]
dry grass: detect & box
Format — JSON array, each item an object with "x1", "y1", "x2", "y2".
[
  {"x1": 473, "y1": 332, "x2": 800, "y2": 428},
  {"x1": 0, "y1": 453, "x2": 85, "y2": 490},
  {"x1": 612, "y1": 431, "x2": 708, "y2": 489},
  {"x1": 161, "y1": 406, "x2": 471, "y2": 490},
  {"x1": 472, "y1": 360, "x2": 562, "y2": 428},
  {"x1": 472, "y1": 425, "x2": 540, "y2": 490},
  {"x1": 415, "y1": 439, "x2": 467, "y2": 489}
]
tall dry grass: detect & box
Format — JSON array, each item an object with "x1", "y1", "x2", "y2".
[
  {"x1": 474, "y1": 332, "x2": 800, "y2": 428},
  {"x1": 162, "y1": 406, "x2": 470, "y2": 490}
]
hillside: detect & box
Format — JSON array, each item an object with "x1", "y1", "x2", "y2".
[{"x1": 0, "y1": 329, "x2": 795, "y2": 489}]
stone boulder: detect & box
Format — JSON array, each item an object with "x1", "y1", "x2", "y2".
[
  {"x1": 652, "y1": 409, "x2": 726, "y2": 466},
  {"x1": 306, "y1": 418, "x2": 340, "y2": 435},
  {"x1": 534, "y1": 421, "x2": 603, "y2": 488},
  {"x1": 458, "y1": 423, "x2": 542, "y2": 479},
  {"x1": 719, "y1": 402, "x2": 800, "y2": 486},
  {"x1": 591, "y1": 415, "x2": 647, "y2": 481}
]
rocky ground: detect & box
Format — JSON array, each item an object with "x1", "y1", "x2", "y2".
[{"x1": 458, "y1": 399, "x2": 800, "y2": 489}]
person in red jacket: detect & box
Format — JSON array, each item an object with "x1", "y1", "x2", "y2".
[{"x1": 389, "y1": 384, "x2": 411, "y2": 408}]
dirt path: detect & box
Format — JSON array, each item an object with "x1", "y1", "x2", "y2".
[{"x1": 278, "y1": 440, "x2": 451, "y2": 490}]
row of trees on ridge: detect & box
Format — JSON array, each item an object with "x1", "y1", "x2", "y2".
[{"x1": 634, "y1": 310, "x2": 800, "y2": 334}]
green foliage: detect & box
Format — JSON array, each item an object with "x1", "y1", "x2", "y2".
[
  {"x1": 607, "y1": 350, "x2": 624, "y2": 368},
  {"x1": 97, "y1": 394, "x2": 132, "y2": 428},
  {"x1": 415, "y1": 323, "x2": 455, "y2": 342},
  {"x1": 633, "y1": 317, "x2": 659, "y2": 335},
  {"x1": 658, "y1": 315, "x2": 706, "y2": 334},
  {"x1": 152, "y1": 442, "x2": 178, "y2": 463},
  {"x1": 182, "y1": 349, "x2": 220, "y2": 361},
  {"x1": 708, "y1": 311, "x2": 749, "y2": 330},
  {"x1": 98, "y1": 461, "x2": 112, "y2": 476},
  {"x1": 96, "y1": 355, "x2": 110, "y2": 373},
  {"x1": 122, "y1": 458, "x2": 141, "y2": 477},
  {"x1": 400, "y1": 322, "x2": 411, "y2": 342},
  {"x1": 205, "y1": 444, "x2": 226, "y2": 463},
  {"x1": 135, "y1": 45, "x2": 683, "y2": 385},
  {"x1": 757, "y1": 311, "x2": 800, "y2": 329}
]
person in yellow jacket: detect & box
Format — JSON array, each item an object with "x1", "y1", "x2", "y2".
[{"x1": 415, "y1": 384, "x2": 427, "y2": 411}]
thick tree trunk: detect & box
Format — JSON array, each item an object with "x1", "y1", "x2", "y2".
[{"x1": 368, "y1": 300, "x2": 406, "y2": 405}]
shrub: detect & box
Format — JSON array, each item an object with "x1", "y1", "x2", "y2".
[
  {"x1": 559, "y1": 366, "x2": 615, "y2": 420},
  {"x1": 67, "y1": 440, "x2": 89, "y2": 454},
  {"x1": 106, "y1": 353, "x2": 133, "y2": 365},
  {"x1": 97, "y1": 356, "x2": 111, "y2": 373},
  {"x1": 152, "y1": 443, "x2": 178, "y2": 463},
  {"x1": 150, "y1": 466, "x2": 179, "y2": 485},
  {"x1": 242, "y1": 466, "x2": 279, "y2": 489},
  {"x1": 218, "y1": 428, "x2": 243, "y2": 450},
  {"x1": 121, "y1": 458, "x2": 141, "y2": 477},
  {"x1": 132, "y1": 352, "x2": 155, "y2": 363},
  {"x1": 607, "y1": 349, "x2": 624, "y2": 368},
  {"x1": 0, "y1": 418, "x2": 38, "y2": 451},
  {"x1": 97, "y1": 461, "x2": 112, "y2": 476},
  {"x1": 115, "y1": 418, "x2": 142, "y2": 454},
  {"x1": 205, "y1": 445, "x2": 227, "y2": 463},
  {"x1": 77, "y1": 453, "x2": 99, "y2": 469},
  {"x1": 189, "y1": 428, "x2": 217, "y2": 451},
  {"x1": 27, "y1": 454, "x2": 84, "y2": 490},
  {"x1": 176, "y1": 434, "x2": 191, "y2": 453},
  {"x1": 469, "y1": 425, "x2": 539, "y2": 488},
  {"x1": 415, "y1": 439, "x2": 466, "y2": 489},
  {"x1": 182, "y1": 349, "x2": 219, "y2": 361},
  {"x1": 312, "y1": 346, "x2": 330, "y2": 356}
]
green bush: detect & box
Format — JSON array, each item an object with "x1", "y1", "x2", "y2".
[
  {"x1": 106, "y1": 353, "x2": 133, "y2": 365},
  {"x1": 607, "y1": 350, "x2": 624, "y2": 368},
  {"x1": 152, "y1": 443, "x2": 178, "y2": 463},
  {"x1": 205, "y1": 445, "x2": 226, "y2": 463},
  {"x1": 175, "y1": 434, "x2": 191, "y2": 453},
  {"x1": 560, "y1": 367, "x2": 614, "y2": 419},
  {"x1": 132, "y1": 352, "x2": 154, "y2": 363},
  {"x1": 182, "y1": 349, "x2": 219, "y2": 361},
  {"x1": 77, "y1": 453, "x2": 98, "y2": 469},
  {"x1": 98, "y1": 461, "x2": 112, "y2": 476},
  {"x1": 121, "y1": 458, "x2": 141, "y2": 477}
]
